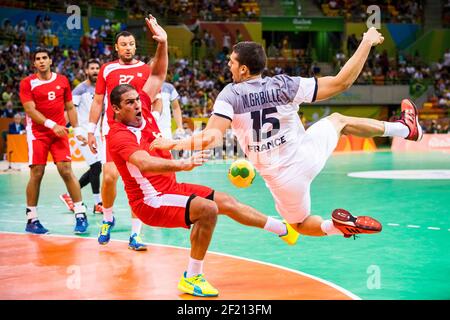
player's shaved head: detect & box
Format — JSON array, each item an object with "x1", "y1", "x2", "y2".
[
  {"x1": 110, "y1": 84, "x2": 136, "y2": 107},
  {"x1": 232, "y1": 42, "x2": 266, "y2": 75}
]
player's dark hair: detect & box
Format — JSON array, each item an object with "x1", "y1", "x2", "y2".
[
  {"x1": 85, "y1": 58, "x2": 100, "y2": 69},
  {"x1": 232, "y1": 41, "x2": 266, "y2": 75},
  {"x1": 114, "y1": 31, "x2": 135, "y2": 44},
  {"x1": 110, "y1": 84, "x2": 136, "y2": 107},
  {"x1": 32, "y1": 47, "x2": 51, "y2": 61}
]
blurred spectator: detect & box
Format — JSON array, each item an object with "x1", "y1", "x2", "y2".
[
  {"x1": 8, "y1": 113, "x2": 25, "y2": 134},
  {"x1": 1, "y1": 101, "x2": 15, "y2": 118}
]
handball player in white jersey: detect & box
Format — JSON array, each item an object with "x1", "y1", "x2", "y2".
[
  {"x1": 71, "y1": 59, "x2": 104, "y2": 214},
  {"x1": 151, "y1": 27, "x2": 423, "y2": 238}
]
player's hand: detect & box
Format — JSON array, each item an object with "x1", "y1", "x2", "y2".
[
  {"x1": 145, "y1": 14, "x2": 167, "y2": 43},
  {"x1": 362, "y1": 27, "x2": 384, "y2": 46},
  {"x1": 76, "y1": 135, "x2": 88, "y2": 146},
  {"x1": 180, "y1": 150, "x2": 210, "y2": 171},
  {"x1": 88, "y1": 132, "x2": 98, "y2": 154},
  {"x1": 150, "y1": 132, "x2": 177, "y2": 150},
  {"x1": 52, "y1": 125, "x2": 69, "y2": 137}
]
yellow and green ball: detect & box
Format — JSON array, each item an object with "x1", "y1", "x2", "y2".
[{"x1": 227, "y1": 159, "x2": 256, "y2": 188}]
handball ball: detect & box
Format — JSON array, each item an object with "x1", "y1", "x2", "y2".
[{"x1": 228, "y1": 159, "x2": 256, "y2": 188}]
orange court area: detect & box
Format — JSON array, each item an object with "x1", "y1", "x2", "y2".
[{"x1": 0, "y1": 233, "x2": 356, "y2": 300}]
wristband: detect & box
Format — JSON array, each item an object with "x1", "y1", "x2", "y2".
[
  {"x1": 44, "y1": 119, "x2": 56, "y2": 129},
  {"x1": 154, "y1": 93, "x2": 162, "y2": 100},
  {"x1": 73, "y1": 127, "x2": 83, "y2": 136},
  {"x1": 87, "y1": 122, "x2": 97, "y2": 134}
]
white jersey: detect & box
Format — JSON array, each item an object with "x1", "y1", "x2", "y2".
[
  {"x1": 157, "y1": 82, "x2": 179, "y2": 138},
  {"x1": 72, "y1": 81, "x2": 101, "y2": 136},
  {"x1": 212, "y1": 75, "x2": 317, "y2": 183}
]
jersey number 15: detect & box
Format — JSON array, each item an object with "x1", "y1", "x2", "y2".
[{"x1": 250, "y1": 107, "x2": 280, "y2": 142}]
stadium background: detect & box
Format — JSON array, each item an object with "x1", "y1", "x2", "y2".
[{"x1": 0, "y1": 0, "x2": 449, "y2": 300}]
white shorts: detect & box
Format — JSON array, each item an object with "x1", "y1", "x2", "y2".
[
  {"x1": 77, "y1": 135, "x2": 102, "y2": 166},
  {"x1": 266, "y1": 118, "x2": 339, "y2": 224}
]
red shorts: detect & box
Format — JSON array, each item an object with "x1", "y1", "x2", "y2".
[
  {"x1": 132, "y1": 183, "x2": 214, "y2": 229},
  {"x1": 27, "y1": 133, "x2": 71, "y2": 166}
]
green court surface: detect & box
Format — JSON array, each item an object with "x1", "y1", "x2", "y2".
[{"x1": 1, "y1": 151, "x2": 449, "y2": 300}]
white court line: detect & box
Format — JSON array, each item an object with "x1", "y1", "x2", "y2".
[
  {"x1": 407, "y1": 225, "x2": 420, "y2": 228},
  {"x1": 0, "y1": 230, "x2": 361, "y2": 300},
  {"x1": 387, "y1": 223, "x2": 400, "y2": 226},
  {"x1": 427, "y1": 227, "x2": 441, "y2": 230}
]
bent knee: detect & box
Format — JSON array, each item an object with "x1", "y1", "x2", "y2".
[{"x1": 192, "y1": 199, "x2": 218, "y2": 224}]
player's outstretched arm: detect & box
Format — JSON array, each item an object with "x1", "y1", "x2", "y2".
[
  {"x1": 315, "y1": 27, "x2": 384, "y2": 101},
  {"x1": 128, "y1": 150, "x2": 209, "y2": 173},
  {"x1": 142, "y1": 14, "x2": 168, "y2": 101},
  {"x1": 150, "y1": 114, "x2": 230, "y2": 151}
]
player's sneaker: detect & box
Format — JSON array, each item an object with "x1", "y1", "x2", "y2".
[
  {"x1": 178, "y1": 272, "x2": 219, "y2": 297},
  {"x1": 396, "y1": 98, "x2": 423, "y2": 141},
  {"x1": 93, "y1": 202, "x2": 103, "y2": 215},
  {"x1": 74, "y1": 214, "x2": 89, "y2": 234},
  {"x1": 128, "y1": 233, "x2": 148, "y2": 251},
  {"x1": 59, "y1": 193, "x2": 74, "y2": 212},
  {"x1": 279, "y1": 221, "x2": 299, "y2": 245},
  {"x1": 25, "y1": 220, "x2": 49, "y2": 234},
  {"x1": 98, "y1": 217, "x2": 115, "y2": 245},
  {"x1": 332, "y1": 208, "x2": 382, "y2": 238}
]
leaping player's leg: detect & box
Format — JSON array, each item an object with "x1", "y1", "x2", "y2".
[
  {"x1": 326, "y1": 99, "x2": 422, "y2": 141},
  {"x1": 212, "y1": 191, "x2": 299, "y2": 245}
]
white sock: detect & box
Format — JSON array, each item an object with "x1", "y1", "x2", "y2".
[
  {"x1": 93, "y1": 193, "x2": 102, "y2": 204},
  {"x1": 131, "y1": 218, "x2": 142, "y2": 236},
  {"x1": 26, "y1": 206, "x2": 38, "y2": 221},
  {"x1": 103, "y1": 207, "x2": 114, "y2": 222},
  {"x1": 264, "y1": 216, "x2": 287, "y2": 236},
  {"x1": 320, "y1": 220, "x2": 344, "y2": 236},
  {"x1": 73, "y1": 201, "x2": 86, "y2": 215},
  {"x1": 383, "y1": 121, "x2": 409, "y2": 138},
  {"x1": 186, "y1": 257, "x2": 204, "y2": 278}
]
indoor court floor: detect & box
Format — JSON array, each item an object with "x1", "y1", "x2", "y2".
[{"x1": 1, "y1": 151, "x2": 449, "y2": 300}]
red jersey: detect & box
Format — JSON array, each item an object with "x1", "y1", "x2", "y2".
[
  {"x1": 107, "y1": 92, "x2": 175, "y2": 208},
  {"x1": 96, "y1": 59, "x2": 151, "y2": 135},
  {"x1": 19, "y1": 72, "x2": 72, "y2": 137}
]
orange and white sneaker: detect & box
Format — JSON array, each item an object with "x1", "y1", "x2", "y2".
[
  {"x1": 332, "y1": 208, "x2": 382, "y2": 238},
  {"x1": 59, "y1": 193, "x2": 74, "y2": 212},
  {"x1": 93, "y1": 202, "x2": 104, "y2": 215},
  {"x1": 396, "y1": 98, "x2": 423, "y2": 141}
]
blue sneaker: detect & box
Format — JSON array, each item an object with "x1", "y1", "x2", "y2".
[
  {"x1": 74, "y1": 214, "x2": 89, "y2": 234},
  {"x1": 128, "y1": 233, "x2": 148, "y2": 251},
  {"x1": 98, "y1": 217, "x2": 115, "y2": 245},
  {"x1": 25, "y1": 220, "x2": 49, "y2": 234}
]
